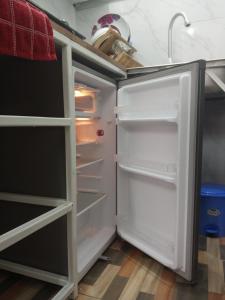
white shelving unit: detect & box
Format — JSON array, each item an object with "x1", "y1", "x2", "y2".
[
  {"x1": 0, "y1": 34, "x2": 77, "y2": 300},
  {"x1": 0, "y1": 22, "x2": 124, "y2": 300}
]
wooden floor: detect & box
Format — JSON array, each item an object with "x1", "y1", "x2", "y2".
[
  {"x1": 78, "y1": 236, "x2": 225, "y2": 300},
  {"x1": 0, "y1": 271, "x2": 60, "y2": 300},
  {"x1": 0, "y1": 236, "x2": 224, "y2": 299}
]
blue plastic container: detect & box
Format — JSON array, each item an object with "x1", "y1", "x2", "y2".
[{"x1": 200, "y1": 184, "x2": 225, "y2": 237}]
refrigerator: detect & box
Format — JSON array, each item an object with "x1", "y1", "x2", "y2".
[{"x1": 74, "y1": 60, "x2": 206, "y2": 282}]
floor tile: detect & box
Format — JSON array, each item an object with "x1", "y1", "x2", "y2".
[
  {"x1": 199, "y1": 236, "x2": 207, "y2": 251},
  {"x1": 136, "y1": 292, "x2": 154, "y2": 300},
  {"x1": 207, "y1": 238, "x2": 220, "y2": 258},
  {"x1": 82, "y1": 261, "x2": 108, "y2": 285},
  {"x1": 103, "y1": 248, "x2": 126, "y2": 266},
  {"x1": 31, "y1": 284, "x2": 60, "y2": 300},
  {"x1": 220, "y1": 245, "x2": 225, "y2": 260},
  {"x1": 77, "y1": 294, "x2": 99, "y2": 300},
  {"x1": 198, "y1": 250, "x2": 208, "y2": 265},
  {"x1": 140, "y1": 260, "x2": 162, "y2": 295},
  {"x1": 102, "y1": 276, "x2": 128, "y2": 300},
  {"x1": 208, "y1": 255, "x2": 224, "y2": 294},
  {"x1": 110, "y1": 239, "x2": 124, "y2": 251},
  {"x1": 79, "y1": 264, "x2": 120, "y2": 298},
  {"x1": 1, "y1": 237, "x2": 225, "y2": 300},
  {"x1": 118, "y1": 249, "x2": 142, "y2": 278},
  {"x1": 208, "y1": 292, "x2": 225, "y2": 300},
  {"x1": 174, "y1": 264, "x2": 208, "y2": 300},
  {"x1": 118, "y1": 257, "x2": 151, "y2": 300},
  {"x1": 0, "y1": 279, "x2": 43, "y2": 300},
  {"x1": 154, "y1": 268, "x2": 176, "y2": 300}
]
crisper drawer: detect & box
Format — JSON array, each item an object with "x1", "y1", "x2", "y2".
[{"x1": 77, "y1": 197, "x2": 115, "y2": 277}]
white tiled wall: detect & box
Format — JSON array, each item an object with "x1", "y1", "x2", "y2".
[
  {"x1": 32, "y1": 0, "x2": 76, "y2": 29},
  {"x1": 75, "y1": 0, "x2": 225, "y2": 65}
]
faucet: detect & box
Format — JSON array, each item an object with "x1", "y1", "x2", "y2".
[{"x1": 168, "y1": 12, "x2": 191, "y2": 63}]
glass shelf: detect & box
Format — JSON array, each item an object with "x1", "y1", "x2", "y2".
[
  {"x1": 76, "y1": 158, "x2": 104, "y2": 170},
  {"x1": 77, "y1": 192, "x2": 106, "y2": 215}
]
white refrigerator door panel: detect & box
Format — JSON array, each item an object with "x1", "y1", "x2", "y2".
[{"x1": 117, "y1": 62, "x2": 205, "y2": 281}]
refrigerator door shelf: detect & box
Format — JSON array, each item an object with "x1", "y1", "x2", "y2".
[
  {"x1": 115, "y1": 103, "x2": 178, "y2": 124},
  {"x1": 118, "y1": 157, "x2": 177, "y2": 184}
]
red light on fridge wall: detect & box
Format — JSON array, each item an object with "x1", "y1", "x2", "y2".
[{"x1": 97, "y1": 129, "x2": 104, "y2": 136}]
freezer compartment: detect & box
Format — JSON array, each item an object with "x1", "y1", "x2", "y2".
[
  {"x1": 74, "y1": 71, "x2": 106, "y2": 119},
  {"x1": 75, "y1": 83, "x2": 99, "y2": 114},
  {"x1": 117, "y1": 171, "x2": 176, "y2": 268},
  {"x1": 77, "y1": 197, "x2": 115, "y2": 278}
]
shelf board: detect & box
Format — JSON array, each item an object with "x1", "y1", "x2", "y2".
[
  {"x1": 77, "y1": 158, "x2": 104, "y2": 170},
  {"x1": 0, "y1": 202, "x2": 72, "y2": 252},
  {"x1": 0, "y1": 193, "x2": 66, "y2": 207},
  {"x1": 0, "y1": 116, "x2": 71, "y2": 127},
  {"x1": 75, "y1": 111, "x2": 99, "y2": 119},
  {"x1": 77, "y1": 192, "x2": 106, "y2": 216},
  {"x1": 0, "y1": 115, "x2": 72, "y2": 127},
  {"x1": 118, "y1": 162, "x2": 176, "y2": 184},
  {"x1": 0, "y1": 259, "x2": 68, "y2": 286}
]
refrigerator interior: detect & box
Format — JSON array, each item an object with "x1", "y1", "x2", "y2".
[{"x1": 74, "y1": 67, "x2": 117, "y2": 279}]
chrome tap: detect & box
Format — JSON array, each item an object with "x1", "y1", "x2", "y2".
[{"x1": 168, "y1": 12, "x2": 191, "y2": 63}]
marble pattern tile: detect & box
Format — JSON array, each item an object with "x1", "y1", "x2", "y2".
[
  {"x1": 33, "y1": 0, "x2": 76, "y2": 29},
  {"x1": 76, "y1": 0, "x2": 225, "y2": 65}
]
